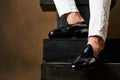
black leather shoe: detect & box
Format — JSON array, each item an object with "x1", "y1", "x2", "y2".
[
  {"x1": 48, "y1": 21, "x2": 88, "y2": 39},
  {"x1": 70, "y1": 44, "x2": 99, "y2": 70}
]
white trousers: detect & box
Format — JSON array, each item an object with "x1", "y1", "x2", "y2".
[{"x1": 53, "y1": 0, "x2": 111, "y2": 41}]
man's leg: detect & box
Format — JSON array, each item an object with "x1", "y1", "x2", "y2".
[
  {"x1": 53, "y1": 0, "x2": 111, "y2": 54},
  {"x1": 88, "y1": 0, "x2": 111, "y2": 55},
  {"x1": 52, "y1": 0, "x2": 112, "y2": 70},
  {"x1": 53, "y1": 0, "x2": 84, "y2": 24}
]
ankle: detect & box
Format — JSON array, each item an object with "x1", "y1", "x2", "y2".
[
  {"x1": 87, "y1": 36, "x2": 105, "y2": 55},
  {"x1": 65, "y1": 12, "x2": 84, "y2": 24}
]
